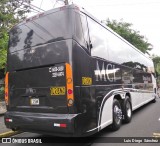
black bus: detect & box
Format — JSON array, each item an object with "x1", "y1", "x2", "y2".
[{"x1": 5, "y1": 4, "x2": 157, "y2": 137}]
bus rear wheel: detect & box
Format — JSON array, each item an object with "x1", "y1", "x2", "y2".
[
  {"x1": 122, "y1": 96, "x2": 132, "y2": 123},
  {"x1": 111, "y1": 99, "x2": 122, "y2": 131}
]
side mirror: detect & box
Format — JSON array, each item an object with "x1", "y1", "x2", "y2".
[
  {"x1": 90, "y1": 43, "x2": 93, "y2": 49},
  {"x1": 86, "y1": 41, "x2": 93, "y2": 49}
]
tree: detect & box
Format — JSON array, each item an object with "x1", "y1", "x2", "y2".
[
  {"x1": 105, "y1": 19, "x2": 152, "y2": 54},
  {"x1": 0, "y1": 0, "x2": 32, "y2": 78},
  {"x1": 152, "y1": 56, "x2": 160, "y2": 81}
]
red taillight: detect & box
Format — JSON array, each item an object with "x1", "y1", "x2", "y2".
[
  {"x1": 60, "y1": 124, "x2": 67, "y2": 128},
  {"x1": 6, "y1": 118, "x2": 12, "y2": 122},
  {"x1": 54, "y1": 123, "x2": 67, "y2": 128},
  {"x1": 68, "y1": 89, "x2": 73, "y2": 95}
]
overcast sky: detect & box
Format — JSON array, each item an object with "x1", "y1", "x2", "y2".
[{"x1": 30, "y1": 0, "x2": 160, "y2": 56}]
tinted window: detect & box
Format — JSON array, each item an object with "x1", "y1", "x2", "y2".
[
  {"x1": 88, "y1": 17, "x2": 109, "y2": 60},
  {"x1": 74, "y1": 13, "x2": 85, "y2": 47},
  {"x1": 87, "y1": 17, "x2": 153, "y2": 72},
  {"x1": 107, "y1": 32, "x2": 129, "y2": 64},
  {"x1": 105, "y1": 31, "x2": 153, "y2": 72},
  {"x1": 80, "y1": 14, "x2": 90, "y2": 49},
  {"x1": 9, "y1": 10, "x2": 72, "y2": 53},
  {"x1": 86, "y1": 16, "x2": 154, "y2": 72}
]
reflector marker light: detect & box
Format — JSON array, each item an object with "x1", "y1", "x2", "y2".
[
  {"x1": 54, "y1": 123, "x2": 67, "y2": 128},
  {"x1": 68, "y1": 99, "x2": 74, "y2": 105},
  {"x1": 5, "y1": 72, "x2": 9, "y2": 105},
  {"x1": 6, "y1": 118, "x2": 13, "y2": 122},
  {"x1": 66, "y1": 63, "x2": 74, "y2": 106}
]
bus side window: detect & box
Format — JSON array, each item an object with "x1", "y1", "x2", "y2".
[
  {"x1": 75, "y1": 13, "x2": 86, "y2": 47},
  {"x1": 87, "y1": 17, "x2": 109, "y2": 60},
  {"x1": 80, "y1": 14, "x2": 90, "y2": 50}
]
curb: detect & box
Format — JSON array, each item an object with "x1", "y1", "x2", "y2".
[{"x1": 0, "y1": 131, "x2": 22, "y2": 138}]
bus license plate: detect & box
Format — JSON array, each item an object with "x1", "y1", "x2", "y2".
[{"x1": 30, "y1": 98, "x2": 39, "y2": 105}]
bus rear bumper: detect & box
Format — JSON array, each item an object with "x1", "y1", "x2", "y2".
[{"x1": 4, "y1": 111, "x2": 78, "y2": 137}]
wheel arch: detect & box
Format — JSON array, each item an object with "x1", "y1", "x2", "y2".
[
  {"x1": 113, "y1": 92, "x2": 133, "y2": 112},
  {"x1": 113, "y1": 92, "x2": 132, "y2": 104},
  {"x1": 125, "y1": 92, "x2": 132, "y2": 105},
  {"x1": 114, "y1": 94, "x2": 123, "y2": 101}
]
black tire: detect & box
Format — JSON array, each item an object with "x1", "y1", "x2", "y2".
[
  {"x1": 122, "y1": 96, "x2": 132, "y2": 123},
  {"x1": 110, "y1": 99, "x2": 122, "y2": 131}
]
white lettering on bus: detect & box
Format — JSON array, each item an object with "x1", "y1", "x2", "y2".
[
  {"x1": 94, "y1": 61, "x2": 119, "y2": 82},
  {"x1": 49, "y1": 66, "x2": 64, "y2": 78}
]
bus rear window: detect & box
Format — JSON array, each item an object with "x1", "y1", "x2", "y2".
[{"x1": 9, "y1": 10, "x2": 72, "y2": 53}]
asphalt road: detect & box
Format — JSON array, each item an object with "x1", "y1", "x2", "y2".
[{"x1": 1, "y1": 98, "x2": 160, "y2": 146}]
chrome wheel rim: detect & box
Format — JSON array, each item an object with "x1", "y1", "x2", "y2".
[{"x1": 114, "y1": 105, "x2": 122, "y2": 124}]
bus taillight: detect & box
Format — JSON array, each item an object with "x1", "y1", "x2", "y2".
[
  {"x1": 5, "y1": 118, "x2": 13, "y2": 122},
  {"x1": 66, "y1": 63, "x2": 74, "y2": 106},
  {"x1": 5, "y1": 72, "x2": 9, "y2": 105},
  {"x1": 68, "y1": 89, "x2": 73, "y2": 94},
  {"x1": 54, "y1": 123, "x2": 67, "y2": 128}
]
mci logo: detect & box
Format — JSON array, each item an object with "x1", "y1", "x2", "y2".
[
  {"x1": 94, "y1": 61, "x2": 119, "y2": 82},
  {"x1": 2, "y1": 138, "x2": 11, "y2": 143}
]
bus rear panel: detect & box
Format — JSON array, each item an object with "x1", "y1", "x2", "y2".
[{"x1": 5, "y1": 6, "x2": 84, "y2": 137}]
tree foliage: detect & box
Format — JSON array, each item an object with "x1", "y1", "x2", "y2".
[
  {"x1": 0, "y1": 0, "x2": 32, "y2": 77},
  {"x1": 152, "y1": 56, "x2": 160, "y2": 78},
  {"x1": 106, "y1": 19, "x2": 152, "y2": 54}
]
